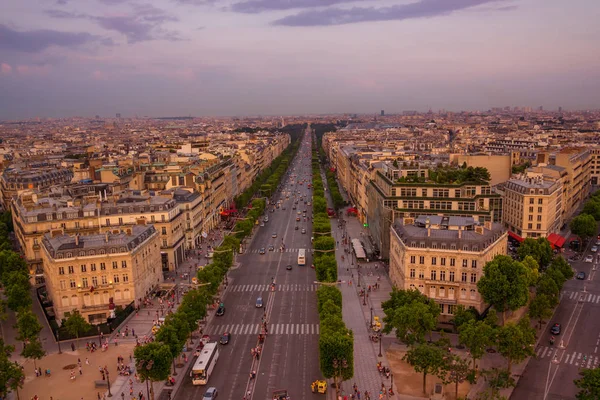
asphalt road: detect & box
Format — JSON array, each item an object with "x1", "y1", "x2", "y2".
[
  {"x1": 512, "y1": 240, "x2": 600, "y2": 400},
  {"x1": 178, "y1": 129, "x2": 320, "y2": 400}
]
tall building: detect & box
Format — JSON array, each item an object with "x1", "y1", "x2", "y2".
[
  {"x1": 389, "y1": 216, "x2": 507, "y2": 322},
  {"x1": 116, "y1": 113, "x2": 121, "y2": 118},
  {"x1": 381, "y1": 110, "x2": 385, "y2": 116},
  {"x1": 41, "y1": 225, "x2": 162, "y2": 324}
]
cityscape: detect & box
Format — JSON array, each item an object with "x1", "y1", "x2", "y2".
[{"x1": 2, "y1": 1, "x2": 600, "y2": 400}]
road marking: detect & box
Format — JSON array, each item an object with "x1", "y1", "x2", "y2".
[
  {"x1": 570, "y1": 291, "x2": 576, "y2": 300},
  {"x1": 541, "y1": 347, "x2": 549, "y2": 358}
]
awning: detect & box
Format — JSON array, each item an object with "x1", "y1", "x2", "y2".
[
  {"x1": 220, "y1": 211, "x2": 230, "y2": 217},
  {"x1": 351, "y1": 238, "x2": 366, "y2": 259},
  {"x1": 547, "y1": 233, "x2": 566, "y2": 248},
  {"x1": 508, "y1": 231, "x2": 524, "y2": 243}
]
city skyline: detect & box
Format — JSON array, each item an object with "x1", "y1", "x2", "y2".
[{"x1": 1, "y1": 0, "x2": 600, "y2": 119}]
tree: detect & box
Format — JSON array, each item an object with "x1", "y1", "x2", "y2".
[
  {"x1": 495, "y1": 317, "x2": 536, "y2": 373},
  {"x1": 14, "y1": 309, "x2": 42, "y2": 343},
  {"x1": 452, "y1": 305, "x2": 476, "y2": 332},
  {"x1": 582, "y1": 199, "x2": 600, "y2": 221},
  {"x1": 458, "y1": 320, "x2": 495, "y2": 369},
  {"x1": 313, "y1": 197, "x2": 327, "y2": 214},
  {"x1": 536, "y1": 274, "x2": 560, "y2": 306},
  {"x1": 315, "y1": 254, "x2": 337, "y2": 282},
  {"x1": 0, "y1": 339, "x2": 25, "y2": 400},
  {"x1": 385, "y1": 301, "x2": 438, "y2": 345},
  {"x1": 574, "y1": 367, "x2": 600, "y2": 400},
  {"x1": 314, "y1": 236, "x2": 335, "y2": 252},
  {"x1": 478, "y1": 367, "x2": 515, "y2": 400},
  {"x1": 318, "y1": 329, "x2": 354, "y2": 382},
  {"x1": 520, "y1": 256, "x2": 540, "y2": 287},
  {"x1": 155, "y1": 324, "x2": 183, "y2": 375},
  {"x1": 517, "y1": 238, "x2": 553, "y2": 269},
  {"x1": 64, "y1": 310, "x2": 91, "y2": 347},
  {"x1": 529, "y1": 294, "x2": 554, "y2": 330},
  {"x1": 134, "y1": 342, "x2": 173, "y2": 400},
  {"x1": 21, "y1": 338, "x2": 45, "y2": 370},
  {"x1": 403, "y1": 343, "x2": 448, "y2": 395},
  {"x1": 550, "y1": 256, "x2": 574, "y2": 281},
  {"x1": 570, "y1": 214, "x2": 597, "y2": 243},
  {"x1": 477, "y1": 255, "x2": 529, "y2": 325},
  {"x1": 441, "y1": 354, "x2": 476, "y2": 400}
]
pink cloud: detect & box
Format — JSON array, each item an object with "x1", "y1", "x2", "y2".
[
  {"x1": 0, "y1": 63, "x2": 12, "y2": 74},
  {"x1": 91, "y1": 70, "x2": 108, "y2": 80},
  {"x1": 16, "y1": 64, "x2": 51, "y2": 76}
]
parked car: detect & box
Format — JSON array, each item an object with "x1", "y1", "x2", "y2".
[{"x1": 268, "y1": 245, "x2": 275, "y2": 251}]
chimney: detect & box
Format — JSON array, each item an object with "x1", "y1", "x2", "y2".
[
  {"x1": 75, "y1": 235, "x2": 79, "y2": 246},
  {"x1": 105, "y1": 232, "x2": 109, "y2": 243},
  {"x1": 484, "y1": 221, "x2": 492, "y2": 231}
]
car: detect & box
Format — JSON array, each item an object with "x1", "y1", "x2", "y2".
[
  {"x1": 301, "y1": 228, "x2": 306, "y2": 234},
  {"x1": 264, "y1": 216, "x2": 269, "y2": 222},
  {"x1": 576, "y1": 271, "x2": 586, "y2": 280},
  {"x1": 272, "y1": 233, "x2": 277, "y2": 238},
  {"x1": 585, "y1": 255, "x2": 594, "y2": 263},
  {"x1": 293, "y1": 206, "x2": 296, "y2": 210},
  {"x1": 268, "y1": 245, "x2": 274, "y2": 251},
  {"x1": 296, "y1": 217, "x2": 301, "y2": 221},
  {"x1": 216, "y1": 305, "x2": 225, "y2": 316},
  {"x1": 286, "y1": 264, "x2": 293, "y2": 270},
  {"x1": 307, "y1": 202, "x2": 311, "y2": 206},
  {"x1": 592, "y1": 246, "x2": 598, "y2": 253},
  {"x1": 259, "y1": 248, "x2": 265, "y2": 254},
  {"x1": 260, "y1": 222, "x2": 264, "y2": 227},
  {"x1": 256, "y1": 297, "x2": 263, "y2": 308},
  {"x1": 297, "y1": 211, "x2": 302, "y2": 215},
  {"x1": 550, "y1": 323, "x2": 561, "y2": 335},
  {"x1": 220, "y1": 332, "x2": 231, "y2": 345},
  {"x1": 295, "y1": 226, "x2": 299, "y2": 230},
  {"x1": 203, "y1": 387, "x2": 218, "y2": 400}
]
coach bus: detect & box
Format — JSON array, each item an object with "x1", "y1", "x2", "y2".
[
  {"x1": 298, "y1": 249, "x2": 306, "y2": 266},
  {"x1": 191, "y1": 342, "x2": 219, "y2": 385}
]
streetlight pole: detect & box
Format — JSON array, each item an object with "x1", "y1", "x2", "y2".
[
  {"x1": 188, "y1": 266, "x2": 192, "y2": 284},
  {"x1": 104, "y1": 367, "x2": 112, "y2": 397},
  {"x1": 370, "y1": 307, "x2": 373, "y2": 328},
  {"x1": 97, "y1": 326, "x2": 102, "y2": 347},
  {"x1": 378, "y1": 332, "x2": 383, "y2": 357},
  {"x1": 363, "y1": 287, "x2": 367, "y2": 306},
  {"x1": 56, "y1": 330, "x2": 62, "y2": 354}
]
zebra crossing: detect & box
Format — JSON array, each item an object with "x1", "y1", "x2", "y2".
[
  {"x1": 536, "y1": 346, "x2": 600, "y2": 368},
  {"x1": 205, "y1": 323, "x2": 320, "y2": 336},
  {"x1": 249, "y1": 248, "x2": 313, "y2": 254},
  {"x1": 229, "y1": 284, "x2": 319, "y2": 292},
  {"x1": 562, "y1": 291, "x2": 600, "y2": 304}
]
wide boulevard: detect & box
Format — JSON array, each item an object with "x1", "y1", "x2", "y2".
[
  {"x1": 512, "y1": 237, "x2": 600, "y2": 399},
  {"x1": 178, "y1": 128, "x2": 320, "y2": 400}
]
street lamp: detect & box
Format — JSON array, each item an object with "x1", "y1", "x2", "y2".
[
  {"x1": 97, "y1": 325, "x2": 102, "y2": 347},
  {"x1": 363, "y1": 286, "x2": 367, "y2": 306},
  {"x1": 370, "y1": 307, "x2": 373, "y2": 328},
  {"x1": 104, "y1": 366, "x2": 113, "y2": 397},
  {"x1": 56, "y1": 329, "x2": 62, "y2": 354},
  {"x1": 378, "y1": 332, "x2": 383, "y2": 357},
  {"x1": 188, "y1": 266, "x2": 192, "y2": 284}
]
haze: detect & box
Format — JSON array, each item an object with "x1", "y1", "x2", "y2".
[{"x1": 1, "y1": 0, "x2": 600, "y2": 119}]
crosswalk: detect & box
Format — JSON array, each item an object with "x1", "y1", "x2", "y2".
[
  {"x1": 205, "y1": 323, "x2": 320, "y2": 336},
  {"x1": 536, "y1": 346, "x2": 600, "y2": 368},
  {"x1": 248, "y1": 248, "x2": 313, "y2": 254},
  {"x1": 562, "y1": 291, "x2": 600, "y2": 304},
  {"x1": 229, "y1": 284, "x2": 319, "y2": 292}
]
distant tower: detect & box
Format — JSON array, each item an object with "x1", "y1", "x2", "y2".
[
  {"x1": 95, "y1": 115, "x2": 100, "y2": 119},
  {"x1": 558, "y1": 106, "x2": 563, "y2": 113},
  {"x1": 116, "y1": 113, "x2": 121, "y2": 118},
  {"x1": 381, "y1": 110, "x2": 385, "y2": 116},
  {"x1": 538, "y1": 106, "x2": 543, "y2": 111},
  {"x1": 281, "y1": 117, "x2": 285, "y2": 128}
]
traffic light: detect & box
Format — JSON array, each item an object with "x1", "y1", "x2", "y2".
[{"x1": 363, "y1": 223, "x2": 368, "y2": 227}]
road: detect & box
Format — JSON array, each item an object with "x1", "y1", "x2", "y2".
[
  {"x1": 178, "y1": 128, "x2": 320, "y2": 400},
  {"x1": 512, "y1": 239, "x2": 600, "y2": 400}
]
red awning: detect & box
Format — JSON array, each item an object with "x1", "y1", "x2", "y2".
[
  {"x1": 547, "y1": 233, "x2": 566, "y2": 248},
  {"x1": 508, "y1": 231, "x2": 524, "y2": 243},
  {"x1": 220, "y1": 211, "x2": 230, "y2": 217}
]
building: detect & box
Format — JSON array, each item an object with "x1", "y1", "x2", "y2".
[
  {"x1": 41, "y1": 225, "x2": 162, "y2": 324},
  {"x1": 500, "y1": 174, "x2": 563, "y2": 239},
  {"x1": 389, "y1": 216, "x2": 507, "y2": 322},
  {"x1": 0, "y1": 166, "x2": 73, "y2": 208},
  {"x1": 450, "y1": 154, "x2": 511, "y2": 186}
]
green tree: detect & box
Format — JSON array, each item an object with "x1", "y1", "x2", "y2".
[
  {"x1": 478, "y1": 368, "x2": 515, "y2": 400},
  {"x1": 384, "y1": 301, "x2": 439, "y2": 345},
  {"x1": 318, "y1": 329, "x2": 354, "y2": 382},
  {"x1": 517, "y1": 238, "x2": 553, "y2": 269},
  {"x1": 155, "y1": 324, "x2": 183, "y2": 375},
  {"x1": 64, "y1": 310, "x2": 91, "y2": 347},
  {"x1": 550, "y1": 256, "x2": 574, "y2": 280},
  {"x1": 315, "y1": 254, "x2": 337, "y2": 282},
  {"x1": 574, "y1": 367, "x2": 600, "y2": 400},
  {"x1": 134, "y1": 342, "x2": 173, "y2": 400},
  {"x1": 544, "y1": 266, "x2": 567, "y2": 292},
  {"x1": 520, "y1": 256, "x2": 540, "y2": 287},
  {"x1": 313, "y1": 197, "x2": 327, "y2": 214},
  {"x1": 570, "y1": 214, "x2": 597, "y2": 243},
  {"x1": 441, "y1": 354, "x2": 476, "y2": 400},
  {"x1": 477, "y1": 255, "x2": 529, "y2": 325},
  {"x1": 21, "y1": 338, "x2": 46, "y2": 370},
  {"x1": 0, "y1": 339, "x2": 25, "y2": 400},
  {"x1": 452, "y1": 305, "x2": 477, "y2": 332},
  {"x1": 14, "y1": 309, "x2": 43, "y2": 343},
  {"x1": 458, "y1": 320, "x2": 495, "y2": 369},
  {"x1": 529, "y1": 294, "x2": 554, "y2": 329},
  {"x1": 582, "y1": 199, "x2": 600, "y2": 221},
  {"x1": 403, "y1": 343, "x2": 448, "y2": 395},
  {"x1": 495, "y1": 317, "x2": 536, "y2": 373},
  {"x1": 536, "y1": 274, "x2": 560, "y2": 306},
  {"x1": 317, "y1": 286, "x2": 342, "y2": 314},
  {"x1": 314, "y1": 236, "x2": 335, "y2": 252}
]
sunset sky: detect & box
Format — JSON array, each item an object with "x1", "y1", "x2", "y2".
[{"x1": 1, "y1": 0, "x2": 599, "y2": 118}]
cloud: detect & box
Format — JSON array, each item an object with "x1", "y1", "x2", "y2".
[
  {"x1": 0, "y1": 24, "x2": 112, "y2": 53},
  {"x1": 91, "y1": 70, "x2": 108, "y2": 80},
  {"x1": 97, "y1": 0, "x2": 130, "y2": 4},
  {"x1": 56, "y1": 0, "x2": 68, "y2": 4},
  {"x1": 272, "y1": 0, "x2": 510, "y2": 26},
  {"x1": 15, "y1": 64, "x2": 51, "y2": 76},
  {"x1": 1, "y1": 63, "x2": 12, "y2": 74},
  {"x1": 44, "y1": 9, "x2": 87, "y2": 19},
  {"x1": 231, "y1": 0, "x2": 371, "y2": 14}
]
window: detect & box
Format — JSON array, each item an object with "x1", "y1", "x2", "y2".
[
  {"x1": 59, "y1": 267, "x2": 65, "y2": 275},
  {"x1": 439, "y1": 286, "x2": 446, "y2": 297},
  {"x1": 447, "y1": 305, "x2": 455, "y2": 315},
  {"x1": 161, "y1": 215, "x2": 166, "y2": 222},
  {"x1": 100, "y1": 262, "x2": 106, "y2": 270},
  {"x1": 162, "y1": 227, "x2": 167, "y2": 235},
  {"x1": 461, "y1": 272, "x2": 467, "y2": 282},
  {"x1": 410, "y1": 256, "x2": 416, "y2": 264},
  {"x1": 440, "y1": 270, "x2": 446, "y2": 281},
  {"x1": 441, "y1": 257, "x2": 446, "y2": 266},
  {"x1": 60, "y1": 280, "x2": 67, "y2": 290},
  {"x1": 471, "y1": 260, "x2": 477, "y2": 268},
  {"x1": 538, "y1": 207, "x2": 543, "y2": 213},
  {"x1": 419, "y1": 256, "x2": 425, "y2": 264},
  {"x1": 529, "y1": 206, "x2": 534, "y2": 213},
  {"x1": 70, "y1": 279, "x2": 76, "y2": 288},
  {"x1": 75, "y1": 221, "x2": 80, "y2": 229},
  {"x1": 101, "y1": 276, "x2": 108, "y2": 285},
  {"x1": 123, "y1": 274, "x2": 129, "y2": 283},
  {"x1": 81, "y1": 264, "x2": 87, "y2": 273},
  {"x1": 528, "y1": 215, "x2": 533, "y2": 221},
  {"x1": 431, "y1": 257, "x2": 437, "y2": 265},
  {"x1": 471, "y1": 273, "x2": 477, "y2": 283},
  {"x1": 528, "y1": 223, "x2": 533, "y2": 229},
  {"x1": 106, "y1": 218, "x2": 111, "y2": 226},
  {"x1": 121, "y1": 261, "x2": 127, "y2": 269},
  {"x1": 537, "y1": 224, "x2": 542, "y2": 230},
  {"x1": 163, "y1": 239, "x2": 167, "y2": 247},
  {"x1": 440, "y1": 304, "x2": 445, "y2": 313},
  {"x1": 450, "y1": 258, "x2": 456, "y2": 267},
  {"x1": 460, "y1": 288, "x2": 467, "y2": 299},
  {"x1": 449, "y1": 271, "x2": 455, "y2": 282},
  {"x1": 113, "y1": 275, "x2": 120, "y2": 283},
  {"x1": 151, "y1": 215, "x2": 156, "y2": 223},
  {"x1": 462, "y1": 259, "x2": 468, "y2": 268},
  {"x1": 430, "y1": 270, "x2": 437, "y2": 280},
  {"x1": 68, "y1": 265, "x2": 74, "y2": 274},
  {"x1": 92, "y1": 276, "x2": 98, "y2": 287},
  {"x1": 82, "y1": 277, "x2": 88, "y2": 288},
  {"x1": 538, "y1": 198, "x2": 543, "y2": 205},
  {"x1": 419, "y1": 270, "x2": 425, "y2": 279},
  {"x1": 112, "y1": 261, "x2": 118, "y2": 269},
  {"x1": 470, "y1": 289, "x2": 476, "y2": 300},
  {"x1": 410, "y1": 269, "x2": 416, "y2": 278},
  {"x1": 90, "y1": 263, "x2": 96, "y2": 272},
  {"x1": 449, "y1": 287, "x2": 455, "y2": 298},
  {"x1": 529, "y1": 198, "x2": 534, "y2": 204}
]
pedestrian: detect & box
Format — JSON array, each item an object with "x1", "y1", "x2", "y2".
[
  {"x1": 86, "y1": 358, "x2": 90, "y2": 365},
  {"x1": 79, "y1": 366, "x2": 83, "y2": 375},
  {"x1": 122, "y1": 393, "x2": 125, "y2": 400},
  {"x1": 98, "y1": 392, "x2": 102, "y2": 400}
]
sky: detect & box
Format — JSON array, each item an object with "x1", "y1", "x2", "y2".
[{"x1": 1, "y1": 0, "x2": 599, "y2": 119}]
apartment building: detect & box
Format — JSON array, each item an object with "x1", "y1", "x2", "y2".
[
  {"x1": 41, "y1": 225, "x2": 162, "y2": 324},
  {"x1": 500, "y1": 174, "x2": 563, "y2": 239},
  {"x1": 0, "y1": 166, "x2": 73, "y2": 208},
  {"x1": 590, "y1": 146, "x2": 600, "y2": 186},
  {"x1": 390, "y1": 216, "x2": 507, "y2": 322},
  {"x1": 367, "y1": 162, "x2": 502, "y2": 259}
]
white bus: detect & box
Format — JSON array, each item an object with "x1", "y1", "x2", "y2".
[
  {"x1": 298, "y1": 249, "x2": 306, "y2": 266},
  {"x1": 191, "y1": 342, "x2": 219, "y2": 385}
]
